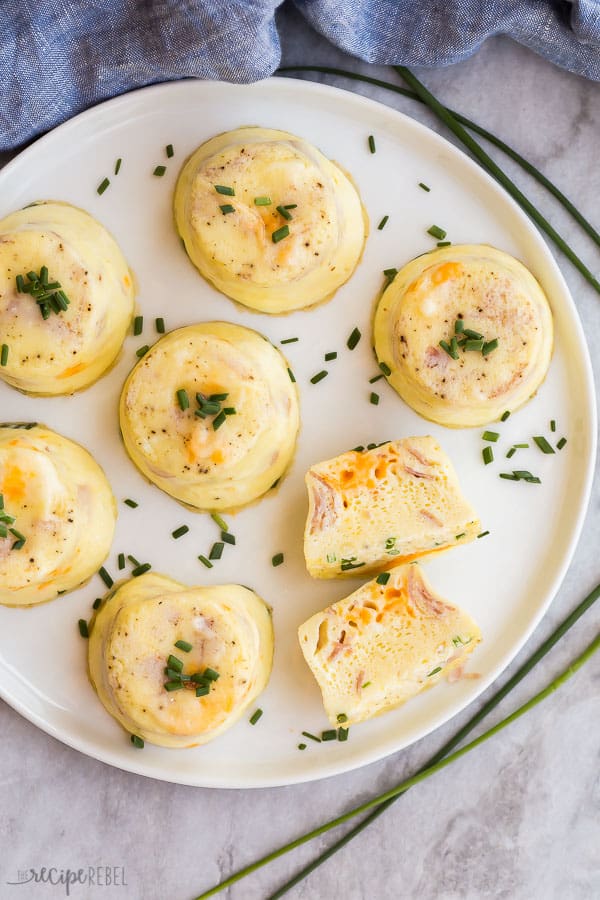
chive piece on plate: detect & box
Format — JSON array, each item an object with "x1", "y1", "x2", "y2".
[
  {"x1": 302, "y1": 731, "x2": 321, "y2": 743},
  {"x1": 482, "y1": 431, "x2": 499, "y2": 442},
  {"x1": 254, "y1": 196, "x2": 271, "y2": 206},
  {"x1": 209, "y1": 542, "x2": 224, "y2": 560},
  {"x1": 128, "y1": 554, "x2": 140, "y2": 566},
  {"x1": 310, "y1": 370, "x2": 328, "y2": 384},
  {"x1": 337, "y1": 713, "x2": 348, "y2": 723},
  {"x1": 347, "y1": 327, "x2": 361, "y2": 350},
  {"x1": 131, "y1": 562, "x2": 151, "y2": 577},
  {"x1": 550, "y1": 419, "x2": 557, "y2": 432},
  {"x1": 280, "y1": 337, "x2": 299, "y2": 344},
  {"x1": 370, "y1": 392, "x2": 380, "y2": 405},
  {"x1": 124, "y1": 498, "x2": 138, "y2": 508},
  {"x1": 220, "y1": 204, "x2": 235, "y2": 215},
  {"x1": 324, "y1": 351, "x2": 337, "y2": 361},
  {"x1": 379, "y1": 361, "x2": 392, "y2": 376},
  {"x1": 377, "y1": 215, "x2": 389, "y2": 230},
  {"x1": 153, "y1": 165, "x2": 166, "y2": 177},
  {"x1": 114, "y1": 158, "x2": 122, "y2": 175},
  {"x1": 482, "y1": 338, "x2": 498, "y2": 355},
  {"x1": 210, "y1": 512, "x2": 228, "y2": 532},
  {"x1": 506, "y1": 447, "x2": 517, "y2": 459},
  {"x1": 482, "y1": 446, "x2": 494, "y2": 465},
  {"x1": 249, "y1": 709, "x2": 263, "y2": 725},
  {"x1": 501, "y1": 410, "x2": 511, "y2": 421},
  {"x1": 133, "y1": 315, "x2": 143, "y2": 336},
  {"x1": 288, "y1": 367, "x2": 296, "y2": 383},
  {"x1": 198, "y1": 555, "x2": 213, "y2": 569},
  {"x1": 0, "y1": 344, "x2": 8, "y2": 366},
  {"x1": 155, "y1": 317, "x2": 165, "y2": 333},
  {"x1": 130, "y1": 734, "x2": 144, "y2": 749},
  {"x1": 215, "y1": 185, "x2": 234, "y2": 196},
  {"x1": 338, "y1": 727, "x2": 349, "y2": 742},
  {"x1": 98, "y1": 567, "x2": 113, "y2": 588},
  {"x1": 97, "y1": 178, "x2": 110, "y2": 195},
  {"x1": 298, "y1": 743, "x2": 307, "y2": 750},
  {"x1": 464, "y1": 339, "x2": 484, "y2": 352},
  {"x1": 533, "y1": 435, "x2": 556, "y2": 454},
  {"x1": 78, "y1": 619, "x2": 89, "y2": 639},
  {"x1": 557, "y1": 437, "x2": 567, "y2": 450},
  {"x1": 176, "y1": 389, "x2": 189, "y2": 411},
  {"x1": 164, "y1": 681, "x2": 184, "y2": 692},
  {"x1": 136, "y1": 345, "x2": 149, "y2": 357},
  {"x1": 272, "y1": 552, "x2": 284, "y2": 567},
  {"x1": 166, "y1": 144, "x2": 174, "y2": 158},
  {"x1": 172, "y1": 525, "x2": 189, "y2": 539},
  {"x1": 376, "y1": 572, "x2": 390, "y2": 585},
  {"x1": 92, "y1": 598, "x2": 102, "y2": 610},
  {"x1": 322, "y1": 729, "x2": 337, "y2": 741},
  {"x1": 418, "y1": 182, "x2": 430, "y2": 192},
  {"x1": 276, "y1": 205, "x2": 293, "y2": 221},
  {"x1": 221, "y1": 531, "x2": 235, "y2": 545},
  {"x1": 118, "y1": 552, "x2": 125, "y2": 570},
  {"x1": 174, "y1": 640, "x2": 193, "y2": 653},
  {"x1": 427, "y1": 224, "x2": 446, "y2": 240},
  {"x1": 272, "y1": 225, "x2": 290, "y2": 243},
  {"x1": 477, "y1": 530, "x2": 490, "y2": 539},
  {"x1": 368, "y1": 135, "x2": 376, "y2": 154},
  {"x1": 212, "y1": 410, "x2": 227, "y2": 431}
]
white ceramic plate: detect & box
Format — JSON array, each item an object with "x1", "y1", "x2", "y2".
[{"x1": 0, "y1": 78, "x2": 595, "y2": 788}]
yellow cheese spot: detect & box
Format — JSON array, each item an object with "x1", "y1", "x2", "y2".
[
  {"x1": 1, "y1": 465, "x2": 26, "y2": 503},
  {"x1": 57, "y1": 362, "x2": 86, "y2": 379}
]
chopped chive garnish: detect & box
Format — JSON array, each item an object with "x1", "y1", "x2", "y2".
[
  {"x1": 464, "y1": 338, "x2": 484, "y2": 352},
  {"x1": 114, "y1": 158, "x2": 122, "y2": 175},
  {"x1": 98, "y1": 567, "x2": 113, "y2": 588},
  {"x1": 550, "y1": 419, "x2": 557, "y2": 432},
  {"x1": 118, "y1": 553, "x2": 125, "y2": 570},
  {"x1": 155, "y1": 317, "x2": 165, "y2": 333},
  {"x1": 254, "y1": 196, "x2": 271, "y2": 206},
  {"x1": 455, "y1": 533, "x2": 466, "y2": 539},
  {"x1": 379, "y1": 361, "x2": 392, "y2": 376},
  {"x1": 437, "y1": 241, "x2": 451, "y2": 247},
  {"x1": 215, "y1": 185, "x2": 234, "y2": 196},
  {"x1": 377, "y1": 215, "x2": 389, "y2": 230},
  {"x1": 284, "y1": 204, "x2": 297, "y2": 209},
  {"x1": 136, "y1": 345, "x2": 149, "y2": 357},
  {"x1": 301, "y1": 731, "x2": 321, "y2": 743},
  {"x1": 501, "y1": 410, "x2": 511, "y2": 421},
  {"x1": 427, "y1": 666, "x2": 442, "y2": 677},
  {"x1": 276, "y1": 205, "x2": 293, "y2": 221},
  {"x1": 347, "y1": 327, "x2": 361, "y2": 350},
  {"x1": 124, "y1": 498, "x2": 138, "y2": 508},
  {"x1": 167, "y1": 654, "x2": 183, "y2": 672},
  {"x1": 506, "y1": 447, "x2": 516, "y2": 459},
  {"x1": 153, "y1": 165, "x2": 166, "y2": 177},
  {"x1": 370, "y1": 392, "x2": 380, "y2": 405},
  {"x1": 78, "y1": 619, "x2": 89, "y2": 639},
  {"x1": 418, "y1": 182, "x2": 430, "y2": 192},
  {"x1": 322, "y1": 729, "x2": 337, "y2": 741},
  {"x1": 0, "y1": 344, "x2": 8, "y2": 367},
  {"x1": 337, "y1": 713, "x2": 348, "y2": 723},
  {"x1": 338, "y1": 727, "x2": 349, "y2": 742},
  {"x1": 272, "y1": 225, "x2": 290, "y2": 243},
  {"x1": 499, "y1": 473, "x2": 520, "y2": 480},
  {"x1": 220, "y1": 204, "x2": 235, "y2": 215},
  {"x1": 203, "y1": 668, "x2": 220, "y2": 681},
  {"x1": 533, "y1": 435, "x2": 555, "y2": 454},
  {"x1": 482, "y1": 338, "x2": 499, "y2": 355},
  {"x1": 249, "y1": 709, "x2": 263, "y2": 725},
  {"x1": 482, "y1": 431, "x2": 499, "y2": 442},
  {"x1": 210, "y1": 512, "x2": 229, "y2": 532},
  {"x1": 369, "y1": 374, "x2": 383, "y2": 384},
  {"x1": 482, "y1": 446, "x2": 494, "y2": 465},
  {"x1": 376, "y1": 572, "x2": 390, "y2": 585},
  {"x1": 368, "y1": 135, "x2": 376, "y2": 153},
  {"x1": 298, "y1": 743, "x2": 307, "y2": 750},
  {"x1": 463, "y1": 329, "x2": 483, "y2": 340},
  {"x1": 439, "y1": 339, "x2": 458, "y2": 360},
  {"x1": 172, "y1": 525, "x2": 189, "y2": 539},
  {"x1": 324, "y1": 351, "x2": 337, "y2": 361},
  {"x1": 133, "y1": 315, "x2": 143, "y2": 336},
  {"x1": 174, "y1": 640, "x2": 193, "y2": 653},
  {"x1": 514, "y1": 443, "x2": 530, "y2": 449},
  {"x1": 272, "y1": 552, "x2": 284, "y2": 567},
  {"x1": 209, "y1": 542, "x2": 224, "y2": 560},
  {"x1": 195, "y1": 684, "x2": 210, "y2": 697},
  {"x1": 477, "y1": 531, "x2": 490, "y2": 539},
  {"x1": 198, "y1": 555, "x2": 213, "y2": 568},
  {"x1": 557, "y1": 437, "x2": 567, "y2": 450},
  {"x1": 221, "y1": 531, "x2": 235, "y2": 545},
  {"x1": 383, "y1": 267, "x2": 398, "y2": 281},
  {"x1": 164, "y1": 681, "x2": 184, "y2": 692},
  {"x1": 93, "y1": 598, "x2": 102, "y2": 610},
  {"x1": 166, "y1": 144, "x2": 174, "y2": 158},
  {"x1": 211, "y1": 410, "x2": 226, "y2": 430},
  {"x1": 287, "y1": 367, "x2": 296, "y2": 383},
  {"x1": 209, "y1": 393, "x2": 229, "y2": 402},
  {"x1": 131, "y1": 562, "x2": 151, "y2": 577},
  {"x1": 310, "y1": 370, "x2": 328, "y2": 384},
  {"x1": 454, "y1": 320, "x2": 464, "y2": 334},
  {"x1": 97, "y1": 177, "x2": 110, "y2": 195},
  {"x1": 176, "y1": 389, "x2": 189, "y2": 410},
  {"x1": 280, "y1": 337, "x2": 299, "y2": 344},
  {"x1": 130, "y1": 734, "x2": 144, "y2": 749},
  {"x1": 128, "y1": 554, "x2": 140, "y2": 566},
  {"x1": 427, "y1": 224, "x2": 446, "y2": 240}
]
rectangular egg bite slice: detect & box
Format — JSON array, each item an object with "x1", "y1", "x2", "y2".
[
  {"x1": 298, "y1": 563, "x2": 481, "y2": 726},
  {"x1": 304, "y1": 436, "x2": 480, "y2": 579}
]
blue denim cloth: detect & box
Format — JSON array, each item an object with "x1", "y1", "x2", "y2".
[{"x1": 1, "y1": 1, "x2": 599, "y2": 150}]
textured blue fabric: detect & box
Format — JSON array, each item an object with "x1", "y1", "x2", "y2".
[{"x1": 1, "y1": 1, "x2": 599, "y2": 150}]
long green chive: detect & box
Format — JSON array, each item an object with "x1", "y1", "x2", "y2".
[
  {"x1": 153, "y1": 165, "x2": 166, "y2": 177},
  {"x1": 514, "y1": 443, "x2": 530, "y2": 449},
  {"x1": 215, "y1": 185, "x2": 234, "y2": 196},
  {"x1": 211, "y1": 512, "x2": 229, "y2": 532},
  {"x1": 254, "y1": 196, "x2": 271, "y2": 206},
  {"x1": 166, "y1": 144, "x2": 174, "y2": 158},
  {"x1": 212, "y1": 410, "x2": 227, "y2": 430},
  {"x1": 130, "y1": 734, "x2": 144, "y2": 749},
  {"x1": 276, "y1": 205, "x2": 293, "y2": 221},
  {"x1": 98, "y1": 567, "x2": 113, "y2": 588},
  {"x1": 198, "y1": 555, "x2": 213, "y2": 569},
  {"x1": 338, "y1": 727, "x2": 349, "y2": 742},
  {"x1": 499, "y1": 473, "x2": 520, "y2": 481},
  {"x1": 370, "y1": 392, "x2": 379, "y2": 405},
  {"x1": 209, "y1": 542, "x2": 224, "y2": 560},
  {"x1": 534, "y1": 435, "x2": 555, "y2": 454},
  {"x1": 97, "y1": 177, "x2": 110, "y2": 195},
  {"x1": 482, "y1": 431, "x2": 499, "y2": 442},
  {"x1": 310, "y1": 370, "x2": 328, "y2": 384},
  {"x1": 347, "y1": 327, "x2": 361, "y2": 350},
  {"x1": 124, "y1": 498, "x2": 138, "y2": 508},
  {"x1": 501, "y1": 410, "x2": 511, "y2": 421},
  {"x1": 376, "y1": 573, "x2": 390, "y2": 585},
  {"x1": 477, "y1": 531, "x2": 490, "y2": 539},
  {"x1": 506, "y1": 447, "x2": 517, "y2": 459},
  {"x1": 272, "y1": 225, "x2": 290, "y2": 243},
  {"x1": 114, "y1": 158, "x2": 122, "y2": 175},
  {"x1": 322, "y1": 729, "x2": 337, "y2": 742},
  {"x1": 221, "y1": 531, "x2": 235, "y2": 545},
  {"x1": 377, "y1": 215, "x2": 389, "y2": 230},
  {"x1": 172, "y1": 525, "x2": 189, "y2": 539},
  {"x1": 118, "y1": 553, "x2": 125, "y2": 570},
  {"x1": 369, "y1": 374, "x2": 384, "y2": 384},
  {"x1": 427, "y1": 666, "x2": 442, "y2": 677},
  {"x1": 427, "y1": 224, "x2": 446, "y2": 240},
  {"x1": 272, "y1": 553, "x2": 284, "y2": 567},
  {"x1": 133, "y1": 315, "x2": 143, "y2": 336},
  {"x1": 78, "y1": 619, "x2": 89, "y2": 639},
  {"x1": 557, "y1": 437, "x2": 567, "y2": 450},
  {"x1": 136, "y1": 345, "x2": 149, "y2": 358},
  {"x1": 249, "y1": 709, "x2": 263, "y2": 725},
  {"x1": 1, "y1": 344, "x2": 8, "y2": 366},
  {"x1": 155, "y1": 317, "x2": 165, "y2": 333},
  {"x1": 131, "y1": 562, "x2": 151, "y2": 576},
  {"x1": 368, "y1": 135, "x2": 376, "y2": 154},
  {"x1": 281, "y1": 337, "x2": 299, "y2": 344},
  {"x1": 128, "y1": 554, "x2": 140, "y2": 566},
  {"x1": 418, "y1": 182, "x2": 430, "y2": 192},
  {"x1": 220, "y1": 204, "x2": 235, "y2": 215},
  {"x1": 301, "y1": 731, "x2": 321, "y2": 743},
  {"x1": 482, "y1": 446, "x2": 493, "y2": 465},
  {"x1": 324, "y1": 351, "x2": 337, "y2": 361},
  {"x1": 174, "y1": 640, "x2": 193, "y2": 653},
  {"x1": 482, "y1": 338, "x2": 499, "y2": 355}
]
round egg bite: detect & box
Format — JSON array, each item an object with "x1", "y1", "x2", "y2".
[
  {"x1": 174, "y1": 126, "x2": 368, "y2": 313},
  {"x1": 88, "y1": 572, "x2": 274, "y2": 748},
  {"x1": 119, "y1": 322, "x2": 300, "y2": 511},
  {"x1": 0, "y1": 200, "x2": 135, "y2": 394},
  {"x1": 373, "y1": 245, "x2": 553, "y2": 427},
  {"x1": 0, "y1": 424, "x2": 116, "y2": 607}
]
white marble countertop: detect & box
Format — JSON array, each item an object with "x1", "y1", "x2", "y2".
[{"x1": 1, "y1": 8, "x2": 599, "y2": 900}]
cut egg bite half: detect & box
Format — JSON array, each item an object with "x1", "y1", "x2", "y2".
[
  {"x1": 0, "y1": 201, "x2": 135, "y2": 395},
  {"x1": 88, "y1": 573, "x2": 274, "y2": 748},
  {"x1": 174, "y1": 126, "x2": 368, "y2": 313},
  {"x1": 374, "y1": 245, "x2": 553, "y2": 427},
  {"x1": 119, "y1": 322, "x2": 300, "y2": 511},
  {"x1": 0, "y1": 424, "x2": 116, "y2": 607}
]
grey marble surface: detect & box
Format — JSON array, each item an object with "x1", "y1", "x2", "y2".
[{"x1": 1, "y1": 8, "x2": 599, "y2": 900}]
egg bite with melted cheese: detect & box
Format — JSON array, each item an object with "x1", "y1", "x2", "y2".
[
  {"x1": 119, "y1": 322, "x2": 300, "y2": 511},
  {"x1": 373, "y1": 244, "x2": 553, "y2": 427},
  {"x1": 0, "y1": 201, "x2": 135, "y2": 395},
  {"x1": 174, "y1": 126, "x2": 368, "y2": 313},
  {"x1": 0, "y1": 423, "x2": 116, "y2": 607},
  {"x1": 88, "y1": 572, "x2": 274, "y2": 748},
  {"x1": 304, "y1": 437, "x2": 480, "y2": 579},
  {"x1": 298, "y1": 563, "x2": 481, "y2": 726}
]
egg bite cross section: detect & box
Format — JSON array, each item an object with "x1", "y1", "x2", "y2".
[
  {"x1": 304, "y1": 437, "x2": 480, "y2": 579},
  {"x1": 298, "y1": 563, "x2": 481, "y2": 726},
  {"x1": 88, "y1": 573, "x2": 274, "y2": 748},
  {"x1": 119, "y1": 322, "x2": 300, "y2": 512}
]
